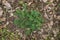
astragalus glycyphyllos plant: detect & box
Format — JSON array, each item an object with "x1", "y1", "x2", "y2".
[
  {"x1": 14, "y1": 9, "x2": 44, "y2": 35},
  {"x1": 14, "y1": 3, "x2": 44, "y2": 35}
]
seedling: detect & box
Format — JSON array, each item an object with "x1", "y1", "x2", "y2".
[{"x1": 14, "y1": 3, "x2": 44, "y2": 35}]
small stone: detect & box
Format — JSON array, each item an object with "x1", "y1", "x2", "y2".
[
  {"x1": 33, "y1": 31, "x2": 36, "y2": 33},
  {"x1": 40, "y1": 29, "x2": 44, "y2": 33},
  {"x1": 16, "y1": 30, "x2": 19, "y2": 32},
  {"x1": 3, "y1": 1, "x2": 12, "y2": 9},
  {"x1": 47, "y1": 23, "x2": 52, "y2": 29},
  {"x1": 50, "y1": 0, "x2": 54, "y2": 2},
  {"x1": 7, "y1": 30, "x2": 10, "y2": 32},
  {"x1": 51, "y1": 37, "x2": 55, "y2": 40},
  {"x1": 28, "y1": 2, "x2": 32, "y2": 6},
  {"x1": 54, "y1": 15, "x2": 56, "y2": 18},
  {"x1": 50, "y1": 21, "x2": 53, "y2": 26},
  {"x1": 38, "y1": 31, "x2": 42, "y2": 34},
  {"x1": 44, "y1": 13, "x2": 49, "y2": 19},
  {"x1": 40, "y1": 0, "x2": 42, "y2": 2},
  {"x1": 6, "y1": 22, "x2": 9, "y2": 25},
  {"x1": 43, "y1": 0, "x2": 47, "y2": 2},
  {"x1": 53, "y1": 30, "x2": 57, "y2": 36},
  {"x1": 0, "y1": 7, "x2": 3, "y2": 16},
  {"x1": 10, "y1": 13, "x2": 13, "y2": 17},
  {"x1": 48, "y1": 7, "x2": 51, "y2": 10},
  {"x1": 0, "y1": 17, "x2": 6, "y2": 21},
  {"x1": 57, "y1": 16, "x2": 60, "y2": 20},
  {"x1": 18, "y1": 33, "x2": 23, "y2": 37},
  {"x1": 50, "y1": 12, "x2": 52, "y2": 14},
  {"x1": 42, "y1": 35, "x2": 48, "y2": 39}
]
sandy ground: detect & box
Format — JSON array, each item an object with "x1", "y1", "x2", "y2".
[{"x1": 0, "y1": 0, "x2": 60, "y2": 40}]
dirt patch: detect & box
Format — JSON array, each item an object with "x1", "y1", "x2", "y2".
[{"x1": 0, "y1": 0, "x2": 60, "y2": 40}]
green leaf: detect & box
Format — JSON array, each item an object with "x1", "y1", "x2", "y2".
[{"x1": 14, "y1": 9, "x2": 44, "y2": 35}]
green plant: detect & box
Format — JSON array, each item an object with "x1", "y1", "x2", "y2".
[
  {"x1": 0, "y1": 28, "x2": 19, "y2": 40},
  {"x1": 14, "y1": 3, "x2": 44, "y2": 35}
]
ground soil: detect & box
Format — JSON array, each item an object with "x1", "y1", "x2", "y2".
[{"x1": 0, "y1": 0, "x2": 60, "y2": 40}]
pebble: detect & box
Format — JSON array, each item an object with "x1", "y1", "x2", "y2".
[
  {"x1": 57, "y1": 16, "x2": 60, "y2": 20},
  {"x1": 6, "y1": 21, "x2": 9, "y2": 25},
  {"x1": 0, "y1": 17, "x2": 6, "y2": 21},
  {"x1": 50, "y1": 21, "x2": 53, "y2": 26},
  {"x1": 51, "y1": 37, "x2": 55, "y2": 40},
  {"x1": 10, "y1": 13, "x2": 13, "y2": 17},
  {"x1": 28, "y1": 2, "x2": 32, "y2": 6},
  {"x1": 54, "y1": 14, "x2": 56, "y2": 18},
  {"x1": 0, "y1": 7, "x2": 3, "y2": 16},
  {"x1": 50, "y1": 0, "x2": 54, "y2": 3},
  {"x1": 43, "y1": 0, "x2": 47, "y2": 2},
  {"x1": 44, "y1": 13, "x2": 49, "y2": 19},
  {"x1": 2, "y1": 1, "x2": 12, "y2": 9}
]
